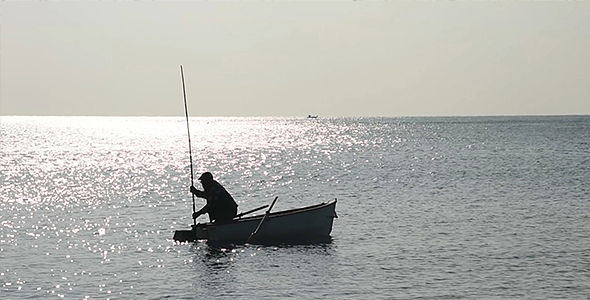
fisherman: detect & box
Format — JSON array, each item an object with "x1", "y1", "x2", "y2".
[{"x1": 190, "y1": 172, "x2": 238, "y2": 223}]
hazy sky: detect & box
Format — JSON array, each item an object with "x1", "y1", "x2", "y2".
[{"x1": 1, "y1": 2, "x2": 589, "y2": 117}]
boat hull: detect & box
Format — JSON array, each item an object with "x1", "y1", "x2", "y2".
[{"x1": 173, "y1": 200, "x2": 337, "y2": 245}]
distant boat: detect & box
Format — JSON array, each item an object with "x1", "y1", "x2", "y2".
[
  {"x1": 173, "y1": 200, "x2": 337, "y2": 245},
  {"x1": 307, "y1": 115, "x2": 318, "y2": 119}
]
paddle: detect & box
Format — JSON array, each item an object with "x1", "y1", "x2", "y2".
[
  {"x1": 233, "y1": 205, "x2": 269, "y2": 219},
  {"x1": 246, "y1": 197, "x2": 278, "y2": 244}
]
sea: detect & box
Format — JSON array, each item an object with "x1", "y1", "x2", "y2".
[{"x1": 1, "y1": 115, "x2": 589, "y2": 299}]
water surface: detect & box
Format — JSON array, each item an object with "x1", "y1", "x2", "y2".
[{"x1": 1, "y1": 116, "x2": 589, "y2": 299}]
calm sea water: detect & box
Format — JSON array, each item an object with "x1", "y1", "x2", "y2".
[{"x1": 1, "y1": 116, "x2": 589, "y2": 299}]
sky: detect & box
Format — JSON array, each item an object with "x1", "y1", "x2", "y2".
[{"x1": 1, "y1": 2, "x2": 589, "y2": 117}]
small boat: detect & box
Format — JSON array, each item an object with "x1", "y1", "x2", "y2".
[
  {"x1": 175, "y1": 67, "x2": 336, "y2": 246},
  {"x1": 173, "y1": 200, "x2": 337, "y2": 245},
  {"x1": 307, "y1": 115, "x2": 318, "y2": 119}
]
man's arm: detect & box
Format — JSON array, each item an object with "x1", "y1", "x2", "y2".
[
  {"x1": 193, "y1": 205, "x2": 209, "y2": 219},
  {"x1": 190, "y1": 186, "x2": 207, "y2": 198}
]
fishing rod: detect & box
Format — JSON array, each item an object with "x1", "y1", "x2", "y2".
[{"x1": 180, "y1": 65, "x2": 196, "y2": 226}]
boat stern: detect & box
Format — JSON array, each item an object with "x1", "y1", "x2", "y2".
[{"x1": 173, "y1": 223, "x2": 209, "y2": 242}]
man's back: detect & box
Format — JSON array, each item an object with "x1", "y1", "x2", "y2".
[{"x1": 207, "y1": 181, "x2": 238, "y2": 221}]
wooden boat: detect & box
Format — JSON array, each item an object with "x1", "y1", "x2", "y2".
[
  {"x1": 174, "y1": 67, "x2": 336, "y2": 246},
  {"x1": 173, "y1": 200, "x2": 337, "y2": 245}
]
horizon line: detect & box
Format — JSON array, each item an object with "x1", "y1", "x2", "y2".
[{"x1": 1, "y1": 113, "x2": 589, "y2": 118}]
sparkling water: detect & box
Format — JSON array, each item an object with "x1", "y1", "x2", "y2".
[{"x1": 1, "y1": 116, "x2": 589, "y2": 299}]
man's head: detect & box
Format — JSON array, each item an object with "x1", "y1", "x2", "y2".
[{"x1": 199, "y1": 172, "x2": 214, "y2": 183}]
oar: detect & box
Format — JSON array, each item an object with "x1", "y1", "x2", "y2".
[
  {"x1": 233, "y1": 205, "x2": 269, "y2": 219},
  {"x1": 246, "y1": 197, "x2": 278, "y2": 244}
]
